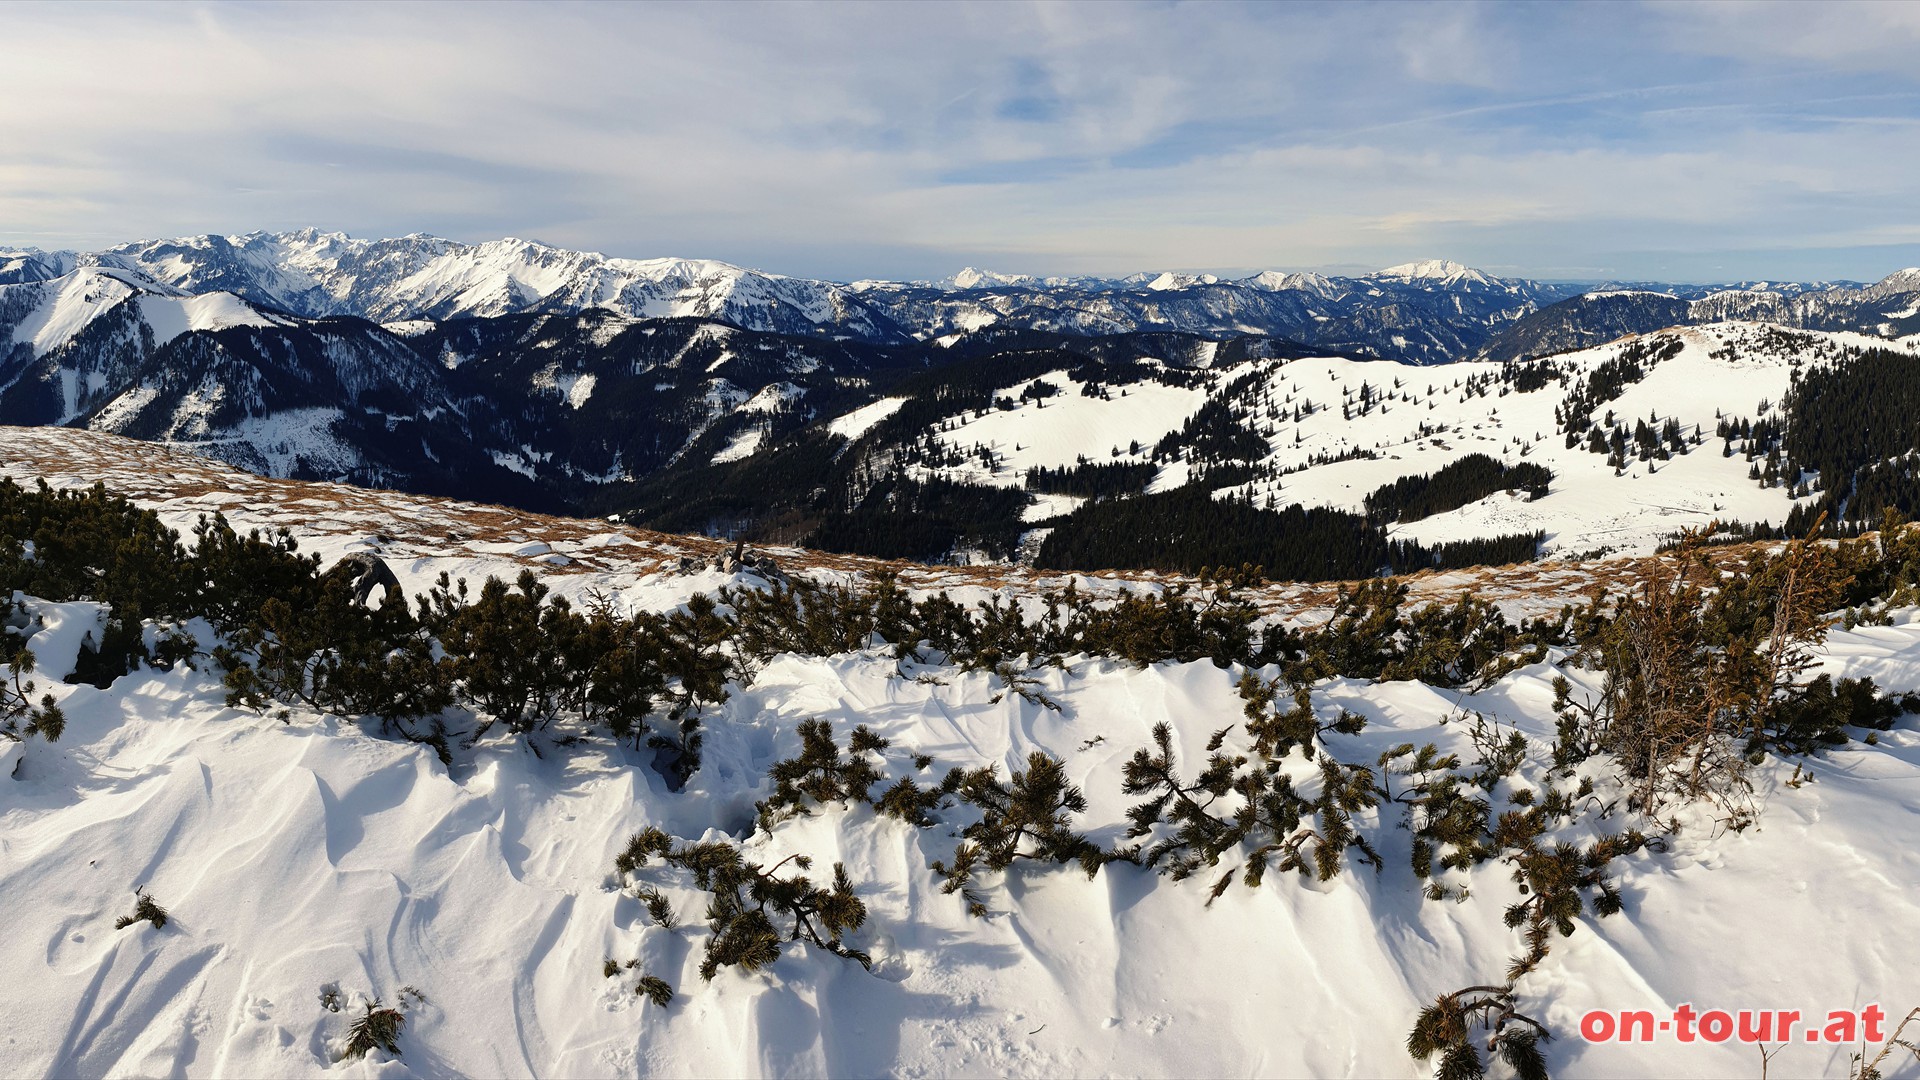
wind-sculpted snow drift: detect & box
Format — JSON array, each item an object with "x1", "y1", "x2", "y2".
[{"x1": 2, "y1": 433, "x2": 1919, "y2": 1078}]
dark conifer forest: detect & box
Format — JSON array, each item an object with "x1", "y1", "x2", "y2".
[
  {"x1": 1034, "y1": 485, "x2": 1542, "y2": 577},
  {"x1": 1784, "y1": 347, "x2": 1920, "y2": 525},
  {"x1": 1363, "y1": 453, "x2": 1553, "y2": 525}
]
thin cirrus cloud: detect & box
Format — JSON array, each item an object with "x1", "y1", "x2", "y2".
[{"x1": 2, "y1": 0, "x2": 1917, "y2": 284}]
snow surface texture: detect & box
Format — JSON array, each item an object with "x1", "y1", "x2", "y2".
[{"x1": 2, "y1": 430, "x2": 1919, "y2": 1078}]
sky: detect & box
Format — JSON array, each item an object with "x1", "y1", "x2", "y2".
[{"x1": 4, "y1": 0, "x2": 1919, "y2": 284}]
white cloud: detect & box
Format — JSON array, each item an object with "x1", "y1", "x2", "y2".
[
  {"x1": 0, "y1": 1, "x2": 1915, "y2": 281},
  {"x1": 1648, "y1": 0, "x2": 1920, "y2": 69}
]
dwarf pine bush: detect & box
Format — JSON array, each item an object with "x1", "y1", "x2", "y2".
[
  {"x1": 324, "y1": 985, "x2": 424, "y2": 1061},
  {"x1": 342, "y1": 1002, "x2": 406, "y2": 1059},
  {"x1": 1119, "y1": 708, "x2": 1383, "y2": 902},
  {"x1": 113, "y1": 889, "x2": 168, "y2": 930},
  {"x1": 2, "y1": 641, "x2": 65, "y2": 747},
  {"x1": 614, "y1": 828, "x2": 871, "y2": 979},
  {"x1": 1407, "y1": 985, "x2": 1550, "y2": 1080},
  {"x1": 758, "y1": 719, "x2": 892, "y2": 829},
  {"x1": 604, "y1": 960, "x2": 675, "y2": 1006},
  {"x1": 932, "y1": 752, "x2": 1104, "y2": 915}
]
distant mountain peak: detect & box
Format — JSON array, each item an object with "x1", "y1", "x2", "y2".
[
  {"x1": 1370, "y1": 259, "x2": 1491, "y2": 284},
  {"x1": 1145, "y1": 271, "x2": 1221, "y2": 291},
  {"x1": 943, "y1": 267, "x2": 1036, "y2": 290}
]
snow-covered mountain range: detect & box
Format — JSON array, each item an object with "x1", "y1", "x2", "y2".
[
  {"x1": 6, "y1": 229, "x2": 1920, "y2": 571},
  {"x1": 10, "y1": 230, "x2": 1914, "y2": 370},
  {"x1": 0, "y1": 230, "x2": 1750, "y2": 363},
  {"x1": 3, "y1": 231, "x2": 904, "y2": 342}
]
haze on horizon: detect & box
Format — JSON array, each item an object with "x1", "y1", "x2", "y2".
[{"x1": 5, "y1": 0, "x2": 1919, "y2": 285}]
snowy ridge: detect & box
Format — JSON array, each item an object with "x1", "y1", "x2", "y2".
[{"x1": 1, "y1": 267, "x2": 287, "y2": 359}]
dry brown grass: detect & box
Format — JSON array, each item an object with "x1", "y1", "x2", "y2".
[{"x1": 0, "y1": 424, "x2": 1806, "y2": 626}]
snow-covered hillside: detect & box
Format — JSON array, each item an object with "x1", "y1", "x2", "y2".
[
  {"x1": 902, "y1": 323, "x2": 1920, "y2": 558},
  {"x1": 0, "y1": 267, "x2": 288, "y2": 360},
  {"x1": 0, "y1": 267, "x2": 456, "y2": 483},
  {"x1": 3, "y1": 432, "x2": 1918, "y2": 1079}
]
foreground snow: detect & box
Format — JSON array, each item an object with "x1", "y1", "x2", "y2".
[{"x1": 3, "y1": 586, "x2": 1918, "y2": 1078}]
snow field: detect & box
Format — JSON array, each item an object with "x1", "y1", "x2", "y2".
[
  {"x1": 3, "y1": 580, "x2": 1918, "y2": 1077},
  {"x1": 926, "y1": 371, "x2": 1209, "y2": 485}
]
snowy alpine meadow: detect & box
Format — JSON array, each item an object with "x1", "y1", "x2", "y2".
[{"x1": 3, "y1": 431, "x2": 1920, "y2": 1080}]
